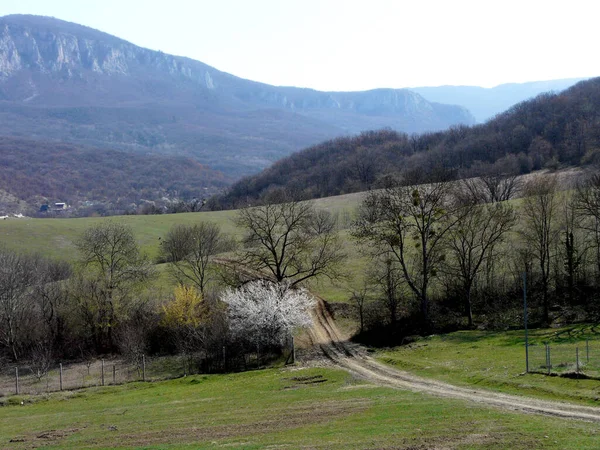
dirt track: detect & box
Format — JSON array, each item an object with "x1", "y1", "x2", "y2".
[{"x1": 303, "y1": 297, "x2": 600, "y2": 423}]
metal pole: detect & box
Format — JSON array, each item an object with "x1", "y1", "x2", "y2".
[
  {"x1": 545, "y1": 343, "x2": 549, "y2": 372},
  {"x1": 223, "y1": 346, "x2": 226, "y2": 371},
  {"x1": 59, "y1": 363, "x2": 63, "y2": 391},
  {"x1": 142, "y1": 355, "x2": 146, "y2": 382},
  {"x1": 548, "y1": 346, "x2": 551, "y2": 375},
  {"x1": 586, "y1": 339, "x2": 590, "y2": 362},
  {"x1": 524, "y1": 272, "x2": 529, "y2": 373},
  {"x1": 15, "y1": 367, "x2": 19, "y2": 395},
  {"x1": 101, "y1": 359, "x2": 105, "y2": 386},
  {"x1": 577, "y1": 347, "x2": 580, "y2": 373},
  {"x1": 113, "y1": 365, "x2": 116, "y2": 384}
]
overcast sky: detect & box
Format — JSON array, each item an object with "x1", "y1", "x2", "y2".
[{"x1": 0, "y1": 0, "x2": 597, "y2": 91}]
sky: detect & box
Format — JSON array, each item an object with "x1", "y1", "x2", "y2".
[{"x1": 0, "y1": 0, "x2": 598, "y2": 91}]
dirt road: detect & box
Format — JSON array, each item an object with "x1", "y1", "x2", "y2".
[{"x1": 303, "y1": 297, "x2": 600, "y2": 423}]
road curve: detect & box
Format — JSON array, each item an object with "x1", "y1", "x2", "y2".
[{"x1": 305, "y1": 296, "x2": 600, "y2": 423}]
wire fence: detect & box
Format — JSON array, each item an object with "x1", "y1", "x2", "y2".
[
  {"x1": 0, "y1": 342, "x2": 295, "y2": 398},
  {"x1": 528, "y1": 340, "x2": 600, "y2": 377}
]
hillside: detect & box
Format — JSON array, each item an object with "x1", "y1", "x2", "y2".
[
  {"x1": 0, "y1": 137, "x2": 230, "y2": 216},
  {"x1": 214, "y1": 77, "x2": 600, "y2": 207},
  {"x1": 412, "y1": 78, "x2": 586, "y2": 122},
  {"x1": 0, "y1": 14, "x2": 474, "y2": 178}
]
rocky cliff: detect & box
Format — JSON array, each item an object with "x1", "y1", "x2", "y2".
[{"x1": 0, "y1": 15, "x2": 475, "y2": 176}]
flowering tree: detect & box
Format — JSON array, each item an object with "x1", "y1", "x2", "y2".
[{"x1": 221, "y1": 281, "x2": 315, "y2": 346}]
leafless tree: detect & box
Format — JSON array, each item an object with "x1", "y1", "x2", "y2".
[
  {"x1": 32, "y1": 258, "x2": 71, "y2": 355},
  {"x1": 559, "y1": 196, "x2": 587, "y2": 306},
  {"x1": 520, "y1": 176, "x2": 559, "y2": 324},
  {"x1": 160, "y1": 222, "x2": 234, "y2": 294},
  {"x1": 349, "y1": 282, "x2": 370, "y2": 334},
  {"x1": 235, "y1": 196, "x2": 346, "y2": 287},
  {"x1": 444, "y1": 201, "x2": 517, "y2": 326},
  {"x1": 366, "y1": 256, "x2": 406, "y2": 326},
  {"x1": 574, "y1": 173, "x2": 600, "y2": 281},
  {"x1": 353, "y1": 181, "x2": 463, "y2": 325},
  {"x1": 0, "y1": 249, "x2": 36, "y2": 361},
  {"x1": 30, "y1": 341, "x2": 53, "y2": 381},
  {"x1": 460, "y1": 173, "x2": 521, "y2": 204},
  {"x1": 74, "y1": 221, "x2": 154, "y2": 352}
]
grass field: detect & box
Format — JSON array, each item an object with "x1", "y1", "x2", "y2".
[
  {"x1": 0, "y1": 192, "x2": 365, "y2": 260},
  {"x1": 0, "y1": 192, "x2": 369, "y2": 302},
  {"x1": 1, "y1": 366, "x2": 600, "y2": 449},
  {"x1": 4, "y1": 185, "x2": 600, "y2": 447},
  {"x1": 377, "y1": 324, "x2": 600, "y2": 406}
]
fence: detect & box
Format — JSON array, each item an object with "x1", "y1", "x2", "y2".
[
  {"x1": 528, "y1": 340, "x2": 600, "y2": 377},
  {"x1": 0, "y1": 341, "x2": 295, "y2": 398}
]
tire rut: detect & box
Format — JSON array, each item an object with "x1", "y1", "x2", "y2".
[{"x1": 308, "y1": 296, "x2": 600, "y2": 423}]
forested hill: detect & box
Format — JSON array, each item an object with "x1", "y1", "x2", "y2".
[
  {"x1": 0, "y1": 137, "x2": 230, "y2": 216},
  {"x1": 212, "y1": 77, "x2": 600, "y2": 209}
]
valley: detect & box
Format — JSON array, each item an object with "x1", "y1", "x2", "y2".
[{"x1": 0, "y1": 7, "x2": 599, "y2": 449}]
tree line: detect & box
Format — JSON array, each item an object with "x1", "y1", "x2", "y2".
[
  {"x1": 351, "y1": 171, "x2": 600, "y2": 345},
  {"x1": 5, "y1": 171, "x2": 600, "y2": 369},
  {"x1": 0, "y1": 197, "x2": 342, "y2": 374}
]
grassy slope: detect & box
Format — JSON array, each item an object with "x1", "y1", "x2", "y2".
[
  {"x1": 0, "y1": 192, "x2": 364, "y2": 259},
  {"x1": 0, "y1": 192, "x2": 369, "y2": 301},
  {"x1": 377, "y1": 325, "x2": 600, "y2": 406},
  {"x1": 1, "y1": 367, "x2": 599, "y2": 449}
]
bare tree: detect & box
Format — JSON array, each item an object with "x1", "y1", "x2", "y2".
[
  {"x1": 520, "y1": 176, "x2": 559, "y2": 324},
  {"x1": 366, "y1": 256, "x2": 406, "y2": 326},
  {"x1": 444, "y1": 201, "x2": 517, "y2": 327},
  {"x1": 32, "y1": 258, "x2": 71, "y2": 356},
  {"x1": 559, "y1": 196, "x2": 586, "y2": 306},
  {"x1": 235, "y1": 196, "x2": 346, "y2": 287},
  {"x1": 160, "y1": 222, "x2": 234, "y2": 294},
  {"x1": 460, "y1": 173, "x2": 521, "y2": 204},
  {"x1": 349, "y1": 282, "x2": 370, "y2": 334},
  {"x1": 0, "y1": 249, "x2": 36, "y2": 361},
  {"x1": 30, "y1": 341, "x2": 53, "y2": 381},
  {"x1": 574, "y1": 173, "x2": 600, "y2": 281},
  {"x1": 353, "y1": 181, "x2": 462, "y2": 325},
  {"x1": 74, "y1": 221, "x2": 154, "y2": 352}
]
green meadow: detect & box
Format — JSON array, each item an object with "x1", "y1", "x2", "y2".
[
  {"x1": 2, "y1": 366, "x2": 600, "y2": 449},
  {"x1": 377, "y1": 325, "x2": 600, "y2": 406}
]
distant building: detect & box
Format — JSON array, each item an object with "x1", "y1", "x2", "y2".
[{"x1": 53, "y1": 202, "x2": 68, "y2": 211}]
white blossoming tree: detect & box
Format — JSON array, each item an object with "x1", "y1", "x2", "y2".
[{"x1": 221, "y1": 280, "x2": 315, "y2": 347}]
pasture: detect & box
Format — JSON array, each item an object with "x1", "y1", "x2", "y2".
[
  {"x1": 1, "y1": 366, "x2": 600, "y2": 449},
  {"x1": 377, "y1": 324, "x2": 600, "y2": 406}
]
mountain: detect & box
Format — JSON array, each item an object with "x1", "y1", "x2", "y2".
[
  {"x1": 0, "y1": 136, "x2": 230, "y2": 216},
  {"x1": 0, "y1": 14, "x2": 475, "y2": 178},
  {"x1": 212, "y1": 78, "x2": 600, "y2": 208},
  {"x1": 411, "y1": 79, "x2": 587, "y2": 123}
]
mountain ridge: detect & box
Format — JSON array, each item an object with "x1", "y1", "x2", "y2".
[
  {"x1": 0, "y1": 14, "x2": 475, "y2": 177},
  {"x1": 411, "y1": 78, "x2": 588, "y2": 122},
  {"x1": 212, "y1": 77, "x2": 600, "y2": 208}
]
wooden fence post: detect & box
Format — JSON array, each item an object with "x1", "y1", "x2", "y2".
[
  {"x1": 15, "y1": 367, "x2": 19, "y2": 395},
  {"x1": 101, "y1": 359, "x2": 105, "y2": 386},
  {"x1": 59, "y1": 363, "x2": 63, "y2": 391}
]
